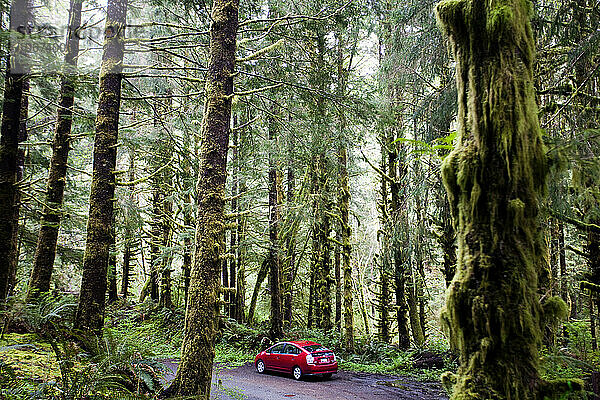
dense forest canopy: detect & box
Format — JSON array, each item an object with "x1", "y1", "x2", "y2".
[{"x1": 0, "y1": 0, "x2": 598, "y2": 398}]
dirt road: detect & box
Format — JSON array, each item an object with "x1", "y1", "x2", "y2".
[{"x1": 161, "y1": 361, "x2": 449, "y2": 400}]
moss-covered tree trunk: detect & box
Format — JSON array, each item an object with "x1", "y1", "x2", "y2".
[
  {"x1": 228, "y1": 117, "x2": 238, "y2": 320},
  {"x1": 8, "y1": 77, "x2": 29, "y2": 298},
  {"x1": 182, "y1": 192, "x2": 192, "y2": 307},
  {"x1": 248, "y1": 258, "x2": 267, "y2": 323},
  {"x1": 107, "y1": 213, "x2": 118, "y2": 303},
  {"x1": 388, "y1": 134, "x2": 410, "y2": 349},
  {"x1": 435, "y1": 0, "x2": 581, "y2": 397},
  {"x1": 74, "y1": 0, "x2": 126, "y2": 334},
  {"x1": 166, "y1": 0, "x2": 238, "y2": 396},
  {"x1": 28, "y1": 0, "x2": 82, "y2": 299},
  {"x1": 121, "y1": 152, "x2": 135, "y2": 299},
  {"x1": 377, "y1": 150, "x2": 391, "y2": 343},
  {"x1": 181, "y1": 137, "x2": 194, "y2": 308},
  {"x1": 335, "y1": 31, "x2": 351, "y2": 338},
  {"x1": 149, "y1": 190, "x2": 160, "y2": 301},
  {"x1": 314, "y1": 154, "x2": 333, "y2": 331},
  {"x1": 334, "y1": 232, "x2": 341, "y2": 330},
  {"x1": 338, "y1": 143, "x2": 354, "y2": 348},
  {"x1": 234, "y1": 117, "x2": 247, "y2": 323},
  {"x1": 440, "y1": 194, "x2": 457, "y2": 287},
  {"x1": 283, "y1": 142, "x2": 297, "y2": 327},
  {"x1": 268, "y1": 106, "x2": 283, "y2": 339},
  {"x1": 0, "y1": 0, "x2": 31, "y2": 302}
]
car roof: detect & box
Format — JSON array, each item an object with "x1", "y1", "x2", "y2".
[{"x1": 287, "y1": 340, "x2": 321, "y2": 347}]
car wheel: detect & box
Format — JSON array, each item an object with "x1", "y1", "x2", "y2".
[
  {"x1": 323, "y1": 373, "x2": 332, "y2": 379},
  {"x1": 256, "y1": 360, "x2": 265, "y2": 374},
  {"x1": 292, "y1": 366, "x2": 302, "y2": 381}
]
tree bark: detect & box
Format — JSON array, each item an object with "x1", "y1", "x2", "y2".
[
  {"x1": 150, "y1": 189, "x2": 160, "y2": 301},
  {"x1": 248, "y1": 258, "x2": 267, "y2": 324},
  {"x1": 28, "y1": 0, "x2": 82, "y2": 300},
  {"x1": 283, "y1": 147, "x2": 296, "y2": 327},
  {"x1": 234, "y1": 118, "x2": 246, "y2": 323},
  {"x1": 377, "y1": 147, "x2": 391, "y2": 343},
  {"x1": 436, "y1": 0, "x2": 581, "y2": 396},
  {"x1": 0, "y1": 0, "x2": 31, "y2": 302},
  {"x1": 388, "y1": 135, "x2": 410, "y2": 349},
  {"x1": 74, "y1": 0, "x2": 126, "y2": 334},
  {"x1": 268, "y1": 108, "x2": 283, "y2": 339},
  {"x1": 339, "y1": 145, "x2": 354, "y2": 350},
  {"x1": 121, "y1": 151, "x2": 135, "y2": 299},
  {"x1": 315, "y1": 155, "x2": 332, "y2": 331},
  {"x1": 107, "y1": 213, "x2": 118, "y2": 303},
  {"x1": 166, "y1": 0, "x2": 238, "y2": 395},
  {"x1": 229, "y1": 116, "x2": 238, "y2": 320}
]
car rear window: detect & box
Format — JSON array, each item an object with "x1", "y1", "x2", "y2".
[{"x1": 302, "y1": 344, "x2": 327, "y2": 352}]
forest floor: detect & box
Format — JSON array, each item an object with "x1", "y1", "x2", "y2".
[{"x1": 161, "y1": 360, "x2": 449, "y2": 400}]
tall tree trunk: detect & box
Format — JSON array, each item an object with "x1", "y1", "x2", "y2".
[
  {"x1": 150, "y1": 190, "x2": 160, "y2": 301},
  {"x1": 121, "y1": 151, "x2": 135, "y2": 299},
  {"x1": 334, "y1": 22, "x2": 355, "y2": 354},
  {"x1": 159, "y1": 193, "x2": 173, "y2": 308},
  {"x1": 234, "y1": 120, "x2": 246, "y2": 323},
  {"x1": 558, "y1": 221, "x2": 567, "y2": 302},
  {"x1": 8, "y1": 77, "x2": 28, "y2": 297},
  {"x1": 268, "y1": 108, "x2": 283, "y2": 339},
  {"x1": 357, "y1": 267, "x2": 370, "y2": 337},
  {"x1": 248, "y1": 258, "x2": 267, "y2": 324},
  {"x1": 222, "y1": 230, "x2": 229, "y2": 316},
  {"x1": 283, "y1": 153, "x2": 296, "y2": 327},
  {"x1": 339, "y1": 145, "x2": 354, "y2": 350},
  {"x1": 435, "y1": 0, "x2": 580, "y2": 396},
  {"x1": 167, "y1": 0, "x2": 238, "y2": 395},
  {"x1": 308, "y1": 162, "x2": 320, "y2": 329},
  {"x1": 28, "y1": 0, "x2": 82, "y2": 300},
  {"x1": 315, "y1": 155, "x2": 332, "y2": 331},
  {"x1": 0, "y1": 0, "x2": 31, "y2": 302},
  {"x1": 107, "y1": 213, "x2": 118, "y2": 303},
  {"x1": 378, "y1": 253, "x2": 391, "y2": 343},
  {"x1": 182, "y1": 197, "x2": 192, "y2": 307},
  {"x1": 74, "y1": 0, "x2": 126, "y2": 334},
  {"x1": 334, "y1": 233, "x2": 341, "y2": 331},
  {"x1": 388, "y1": 134, "x2": 410, "y2": 349},
  {"x1": 121, "y1": 239, "x2": 131, "y2": 298},
  {"x1": 591, "y1": 296, "x2": 597, "y2": 351},
  {"x1": 307, "y1": 256, "x2": 316, "y2": 329},
  {"x1": 229, "y1": 117, "x2": 238, "y2": 320},
  {"x1": 377, "y1": 145, "x2": 391, "y2": 343}
]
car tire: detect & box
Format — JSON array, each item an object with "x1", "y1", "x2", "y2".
[
  {"x1": 323, "y1": 373, "x2": 332, "y2": 379},
  {"x1": 256, "y1": 360, "x2": 265, "y2": 374},
  {"x1": 292, "y1": 366, "x2": 302, "y2": 381}
]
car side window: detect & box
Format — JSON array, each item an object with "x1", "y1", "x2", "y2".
[
  {"x1": 286, "y1": 345, "x2": 300, "y2": 355},
  {"x1": 270, "y1": 343, "x2": 285, "y2": 354}
]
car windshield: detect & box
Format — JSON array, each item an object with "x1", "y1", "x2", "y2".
[{"x1": 302, "y1": 344, "x2": 327, "y2": 352}]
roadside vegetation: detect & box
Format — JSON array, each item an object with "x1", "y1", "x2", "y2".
[{"x1": 2, "y1": 295, "x2": 598, "y2": 399}]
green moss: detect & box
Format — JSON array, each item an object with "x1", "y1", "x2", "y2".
[
  {"x1": 0, "y1": 334, "x2": 60, "y2": 383},
  {"x1": 542, "y1": 296, "x2": 568, "y2": 323}
]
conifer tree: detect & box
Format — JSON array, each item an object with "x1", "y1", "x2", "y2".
[
  {"x1": 166, "y1": 0, "x2": 239, "y2": 396},
  {"x1": 75, "y1": 0, "x2": 127, "y2": 333},
  {"x1": 436, "y1": 0, "x2": 583, "y2": 396}
]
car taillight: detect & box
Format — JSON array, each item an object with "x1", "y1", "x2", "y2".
[{"x1": 306, "y1": 354, "x2": 314, "y2": 364}]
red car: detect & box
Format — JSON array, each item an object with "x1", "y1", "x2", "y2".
[{"x1": 254, "y1": 340, "x2": 338, "y2": 380}]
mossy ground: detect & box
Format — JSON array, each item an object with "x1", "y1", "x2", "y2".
[{"x1": 0, "y1": 333, "x2": 61, "y2": 383}]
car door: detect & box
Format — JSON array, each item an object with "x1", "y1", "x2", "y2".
[
  {"x1": 279, "y1": 344, "x2": 301, "y2": 372},
  {"x1": 265, "y1": 343, "x2": 285, "y2": 370}
]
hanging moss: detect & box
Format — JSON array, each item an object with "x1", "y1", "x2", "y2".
[{"x1": 435, "y1": 0, "x2": 584, "y2": 397}]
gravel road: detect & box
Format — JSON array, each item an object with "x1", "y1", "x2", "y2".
[{"x1": 161, "y1": 361, "x2": 449, "y2": 400}]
